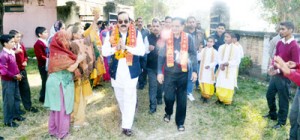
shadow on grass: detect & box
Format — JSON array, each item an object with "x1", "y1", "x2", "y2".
[{"x1": 0, "y1": 76, "x2": 292, "y2": 139}]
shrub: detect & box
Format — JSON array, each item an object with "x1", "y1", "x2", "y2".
[
  {"x1": 26, "y1": 48, "x2": 35, "y2": 58},
  {"x1": 239, "y1": 56, "x2": 253, "y2": 75}
]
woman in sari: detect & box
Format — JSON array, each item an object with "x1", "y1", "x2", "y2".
[{"x1": 44, "y1": 31, "x2": 86, "y2": 139}]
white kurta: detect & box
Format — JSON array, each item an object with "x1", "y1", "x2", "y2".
[
  {"x1": 216, "y1": 44, "x2": 240, "y2": 90},
  {"x1": 235, "y1": 43, "x2": 244, "y2": 87},
  {"x1": 102, "y1": 30, "x2": 145, "y2": 129},
  {"x1": 198, "y1": 47, "x2": 218, "y2": 84},
  {"x1": 102, "y1": 31, "x2": 145, "y2": 88},
  {"x1": 236, "y1": 43, "x2": 244, "y2": 63}
]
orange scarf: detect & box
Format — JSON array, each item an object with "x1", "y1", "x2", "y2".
[
  {"x1": 166, "y1": 32, "x2": 188, "y2": 72},
  {"x1": 109, "y1": 24, "x2": 136, "y2": 66}
]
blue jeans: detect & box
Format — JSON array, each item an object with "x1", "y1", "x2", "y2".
[{"x1": 187, "y1": 66, "x2": 194, "y2": 95}]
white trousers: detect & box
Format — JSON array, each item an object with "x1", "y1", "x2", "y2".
[{"x1": 114, "y1": 87, "x2": 137, "y2": 129}]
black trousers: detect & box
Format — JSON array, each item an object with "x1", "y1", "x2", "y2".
[
  {"x1": 1, "y1": 80, "x2": 21, "y2": 123},
  {"x1": 147, "y1": 69, "x2": 163, "y2": 111},
  {"x1": 19, "y1": 70, "x2": 32, "y2": 110},
  {"x1": 164, "y1": 71, "x2": 188, "y2": 126},
  {"x1": 138, "y1": 55, "x2": 147, "y2": 88},
  {"x1": 266, "y1": 75, "x2": 291, "y2": 125},
  {"x1": 38, "y1": 66, "x2": 48, "y2": 102}
]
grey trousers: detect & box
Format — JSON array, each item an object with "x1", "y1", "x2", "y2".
[{"x1": 1, "y1": 80, "x2": 22, "y2": 123}]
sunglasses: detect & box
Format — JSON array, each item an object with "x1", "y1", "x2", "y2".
[{"x1": 118, "y1": 20, "x2": 129, "y2": 24}]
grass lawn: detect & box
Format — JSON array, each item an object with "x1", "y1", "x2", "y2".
[{"x1": 0, "y1": 59, "x2": 292, "y2": 139}]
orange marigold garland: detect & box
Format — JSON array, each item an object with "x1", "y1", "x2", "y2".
[{"x1": 109, "y1": 24, "x2": 136, "y2": 66}]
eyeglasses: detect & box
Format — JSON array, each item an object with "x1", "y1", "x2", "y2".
[{"x1": 118, "y1": 20, "x2": 129, "y2": 24}]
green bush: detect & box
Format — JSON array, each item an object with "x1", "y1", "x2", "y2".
[
  {"x1": 26, "y1": 48, "x2": 35, "y2": 58},
  {"x1": 239, "y1": 56, "x2": 253, "y2": 75}
]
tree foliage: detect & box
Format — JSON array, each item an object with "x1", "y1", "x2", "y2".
[
  {"x1": 115, "y1": 0, "x2": 168, "y2": 23},
  {"x1": 134, "y1": 0, "x2": 168, "y2": 23},
  {"x1": 260, "y1": 0, "x2": 300, "y2": 32}
]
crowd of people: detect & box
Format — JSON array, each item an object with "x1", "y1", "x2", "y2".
[{"x1": 0, "y1": 10, "x2": 299, "y2": 139}]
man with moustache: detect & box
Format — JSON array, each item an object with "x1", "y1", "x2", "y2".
[
  {"x1": 136, "y1": 17, "x2": 150, "y2": 90},
  {"x1": 102, "y1": 11, "x2": 145, "y2": 136},
  {"x1": 144, "y1": 18, "x2": 163, "y2": 114}
]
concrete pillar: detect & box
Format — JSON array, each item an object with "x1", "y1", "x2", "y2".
[{"x1": 261, "y1": 34, "x2": 271, "y2": 74}]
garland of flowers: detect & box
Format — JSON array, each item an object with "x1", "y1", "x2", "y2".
[{"x1": 109, "y1": 24, "x2": 136, "y2": 66}]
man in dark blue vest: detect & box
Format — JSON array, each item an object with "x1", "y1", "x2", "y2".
[
  {"x1": 157, "y1": 17, "x2": 198, "y2": 132},
  {"x1": 102, "y1": 11, "x2": 145, "y2": 136},
  {"x1": 144, "y1": 18, "x2": 163, "y2": 114}
]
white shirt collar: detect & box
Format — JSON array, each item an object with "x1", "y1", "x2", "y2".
[
  {"x1": 14, "y1": 43, "x2": 21, "y2": 49},
  {"x1": 281, "y1": 36, "x2": 295, "y2": 44},
  {"x1": 39, "y1": 38, "x2": 48, "y2": 46},
  {"x1": 3, "y1": 47, "x2": 15, "y2": 55}
]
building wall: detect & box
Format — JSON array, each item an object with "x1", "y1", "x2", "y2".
[
  {"x1": 233, "y1": 30, "x2": 300, "y2": 77},
  {"x1": 3, "y1": 0, "x2": 57, "y2": 48}
]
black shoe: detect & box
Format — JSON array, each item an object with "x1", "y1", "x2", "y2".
[
  {"x1": 215, "y1": 100, "x2": 222, "y2": 104},
  {"x1": 39, "y1": 98, "x2": 44, "y2": 103},
  {"x1": 272, "y1": 123, "x2": 284, "y2": 129},
  {"x1": 4, "y1": 121, "x2": 19, "y2": 127},
  {"x1": 163, "y1": 114, "x2": 171, "y2": 122},
  {"x1": 201, "y1": 97, "x2": 208, "y2": 103},
  {"x1": 26, "y1": 107, "x2": 38, "y2": 113},
  {"x1": 177, "y1": 125, "x2": 185, "y2": 131},
  {"x1": 13, "y1": 116, "x2": 26, "y2": 121},
  {"x1": 122, "y1": 129, "x2": 133, "y2": 136},
  {"x1": 149, "y1": 109, "x2": 156, "y2": 114},
  {"x1": 263, "y1": 114, "x2": 277, "y2": 120},
  {"x1": 157, "y1": 100, "x2": 163, "y2": 105}
]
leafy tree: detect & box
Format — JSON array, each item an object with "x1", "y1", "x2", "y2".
[
  {"x1": 114, "y1": 0, "x2": 168, "y2": 23},
  {"x1": 259, "y1": 0, "x2": 300, "y2": 32}
]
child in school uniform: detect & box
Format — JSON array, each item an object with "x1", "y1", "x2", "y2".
[
  {"x1": 198, "y1": 37, "x2": 218, "y2": 103},
  {"x1": 9, "y1": 30, "x2": 38, "y2": 113},
  {"x1": 0, "y1": 34, "x2": 25, "y2": 127},
  {"x1": 33, "y1": 26, "x2": 49, "y2": 103}
]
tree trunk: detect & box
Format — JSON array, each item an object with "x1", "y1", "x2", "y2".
[{"x1": 0, "y1": 0, "x2": 4, "y2": 34}]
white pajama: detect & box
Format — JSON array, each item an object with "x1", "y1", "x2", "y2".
[{"x1": 102, "y1": 30, "x2": 145, "y2": 129}]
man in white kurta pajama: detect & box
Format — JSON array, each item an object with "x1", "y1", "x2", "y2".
[
  {"x1": 102, "y1": 12, "x2": 145, "y2": 136},
  {"x1": 216, "y1": 32, "x2": 240, "y2": 105}
]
